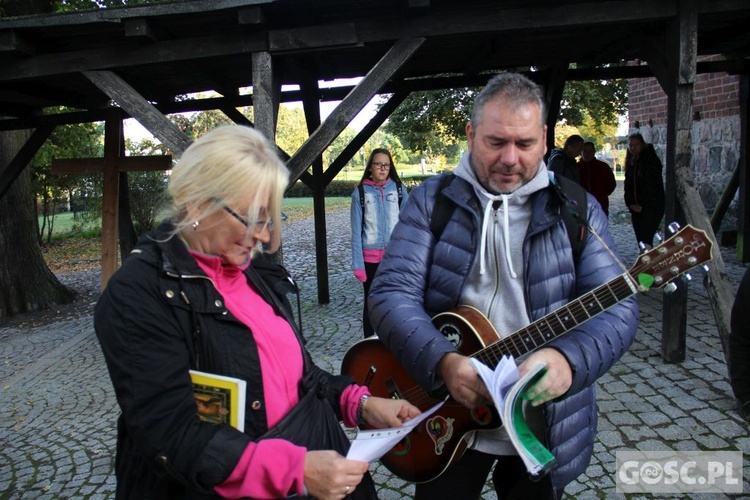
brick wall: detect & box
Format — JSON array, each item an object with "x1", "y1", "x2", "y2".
[{"x1": 626, "y1": 56, "x2": 741, "y2": 226}]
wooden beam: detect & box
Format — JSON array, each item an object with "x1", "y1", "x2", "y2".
[
  {"x1": 2, "y1": 61, "x2": 748, "y2": 133},
  {"x1": 710, "y1": 159, "x2": 740, "y2": 234},
  {"x1": 251, "y1": 51, "x2": 280, "y2": 142},
  {"x1": 287, "y1": 37, "x2": 425, "y2": 183},
  {"x1": 83, "y1": 71, "x2": 192, "y2": 155},
  {"x1": 52, "y1": 155, "x2": 172, "y2": 175},
  {"x1": 0, "y1": 125, "x2": 54, "y2": 201},
  {"x1": 322, "y1": 90, "x2": 410, "y2": 185},
  {"x1": 1, "y1": 33, "x2": 269, "y2": 83},
  {"x1": 0, "y1": 30, "x2": 35, "y2": 55},
  {"x1": 269, "y1": 23, "x2": 358, "y2": 52}
]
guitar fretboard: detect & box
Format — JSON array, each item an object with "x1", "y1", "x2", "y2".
[{"x1": 475, "y1": 273, "x2": 636, "y2": 369}]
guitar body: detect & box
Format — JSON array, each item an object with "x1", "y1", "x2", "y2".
[
  {"x1": 341, "y1": 224, "x2": 714, "y2": 483},
  {"x1": 340, "y1": 305, "x2": 503, "y2": 483}
]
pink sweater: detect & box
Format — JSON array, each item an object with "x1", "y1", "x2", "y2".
[{"x1": 189, "y1": 252, "x2": 366, "y2": 498}]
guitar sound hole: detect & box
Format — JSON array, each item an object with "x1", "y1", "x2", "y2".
[{"x1": 385, "y1": 378, "x2": 402, "y2": 400}]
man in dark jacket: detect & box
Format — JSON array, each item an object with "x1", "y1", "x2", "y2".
[
  {"x1": 623, "y1": 133, "x2": 665, "y2": 249},
  {"x1": 369, "y1": 73, "x2": 638, "y2": 499},
  {"x1": 547, "y1": 134, "x2": 584, "y2": 183},
  {"x1": 730, "y1": 267, "x2": 750, "y2": 422}
]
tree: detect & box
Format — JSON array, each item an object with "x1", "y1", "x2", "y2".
[
  {"x1": 32, "y1": 118, "x2": 103, "y2": 244},
  {"x1": 383, "y1": 88, "x2": 471, "y2": 161},
  {"x1": 0, "y1": 130, "x2": 76, "y2": 324},
  {"x1": 384, "y1": 76, "x2": 627, "y2": 157}
]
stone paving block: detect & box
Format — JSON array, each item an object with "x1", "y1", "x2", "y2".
[
  {"x1": 619, "y1": 425, "x2": 658, "y2": 442},
  {"x1": 638, "y1": 411, "x2": 671, "y2": 426},
  {"x1": 1, "y1": 182, "x2": 748, "y2": 499},
  {"x1": 596, "y1": 430, "x2": 625, "y2": 447}
]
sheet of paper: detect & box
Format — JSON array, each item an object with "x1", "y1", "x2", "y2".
[
  {"x1": 470, "y1": 355, "x2": 518, "y2": 408},
  {"x1": 346, "y1": 401, "x2": 445, "y2": 462}
]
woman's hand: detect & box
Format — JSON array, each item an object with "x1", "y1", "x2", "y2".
[
  {"x1": 353, "y1": 269, "x2": 367, "y2": 282},
  {"x1": 361, "y1": 396, "x2": 421, "y2": 428},
  {"x1": 304, "y1": 450, "x2": 368, "y2": 499}
]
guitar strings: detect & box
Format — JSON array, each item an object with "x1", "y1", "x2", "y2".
[{"x1": 386, "y1": 227, "x2": 690, "y2": 409}]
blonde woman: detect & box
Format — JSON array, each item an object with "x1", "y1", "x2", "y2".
[{"x1": 95, "y1": 126, "x2": 419, "y2": 499}]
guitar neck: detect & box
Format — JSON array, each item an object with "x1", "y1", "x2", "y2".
[{"x1": 475, "y1": 273, "x2": 637, "y2": 368}]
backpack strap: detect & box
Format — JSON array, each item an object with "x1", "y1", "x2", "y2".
[
  {"x1": 397, "y1": 181, "x2": 403, "y2": 206},
  {"x1": 430, "y1": 173, "x2": 457, "y2": 240},
  {"x1": 430, "y1": 172, "x2": 589, "y2": 265},
  {"x1": 549, "y1": 174, "x2": 589, "y2": 264}
]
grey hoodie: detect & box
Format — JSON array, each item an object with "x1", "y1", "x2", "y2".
[{"x1": 453, "y1": 151, "x2": 550, "y2": 454}]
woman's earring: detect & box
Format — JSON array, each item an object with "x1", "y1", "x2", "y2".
[{"x1": 192, "y1": 220, "x2": 200, "y2": 230}]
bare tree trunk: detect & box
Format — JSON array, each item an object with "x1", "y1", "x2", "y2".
[{"x1": 0, "y1": 129, "x2": 75, "y2": 324}]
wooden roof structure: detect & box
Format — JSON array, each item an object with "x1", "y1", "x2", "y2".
[{"x1": 1, "y1": 0, "x2": 749, "y2": 361}]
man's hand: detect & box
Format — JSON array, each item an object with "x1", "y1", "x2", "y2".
[
  {"x1": 518, "y1": 348, "x2": 572, "y2": 406},
  {"x1": 438, "y1": 352, "x2": 490, "y2": 409}
]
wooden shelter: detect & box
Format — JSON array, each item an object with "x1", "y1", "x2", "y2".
[{"x1": 1, "y1": 0, "x2": 749, "y2": 362}]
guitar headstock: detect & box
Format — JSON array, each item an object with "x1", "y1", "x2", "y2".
[{"x1": 629, "y1": 225, "x2": 714, "y2": 290}]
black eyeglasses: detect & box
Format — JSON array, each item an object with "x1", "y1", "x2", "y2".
[
  {"x1": 371, "y1": 161, "x2": 391, "y2": 170},
  {"x1": 219, "y1": 203, "x2": 274, "y2": 232}
]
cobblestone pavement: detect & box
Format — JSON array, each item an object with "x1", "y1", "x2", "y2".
[{"x1": 1, "y1": 181, "x2": 749, "y2": 499}]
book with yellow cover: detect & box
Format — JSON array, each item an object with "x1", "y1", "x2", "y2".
[{"x1": 189, "y1": 370, "x2": 246, "y2": 432}]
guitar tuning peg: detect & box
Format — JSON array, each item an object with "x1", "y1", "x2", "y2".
[
  {"x1": 668, "y1": 222, "x2": 681, "y2": 234},
  {"x1": 654, "y1": 233, "x2": 663, "y2": 244},
  {"x1": 638, "y1": 241, "x2": 651, "y2": 253},
  {"x1": 702, "y1": 265, "x2": 710, "y2": 273},
  {"x1": 684, "y1": 273, "x2": 692, "y2": 282},
  {"x1": 664, "y1": 282, "x2": 678, "y2": 294}
]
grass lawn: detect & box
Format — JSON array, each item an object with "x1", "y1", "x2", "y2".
[{"x1": 41, "y1": 197, "x2": 351, "y2": 273}]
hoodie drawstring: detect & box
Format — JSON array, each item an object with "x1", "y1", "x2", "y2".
[{"x1": 479, "y1": 194, "x2": 517, "y2": 279}]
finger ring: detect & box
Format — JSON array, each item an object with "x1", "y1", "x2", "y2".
[{"x1": 345, "y1": 485, "x2": 350, "y2": 493}]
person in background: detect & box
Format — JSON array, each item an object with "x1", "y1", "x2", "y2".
[
  {"x1": 623, "y1": 132, "x2": 665, "y2": 249},
  {"x1": 350, "y1": 148, "x2": 408, "y2": 338},
  {"x1": 95, "y1": 126, "x2": 420, "y2": 499},
  {"x1": 730, "y1": 267, "x2": 750, "y2": 422},
  {"x1": 547, "y1": 134, "x2": 584, "y2": 183},
  {"x1": 369, "y1": 73, "x2": 638, "y2": 499},
  {"x1": 577, "y1": 141, "x2": 617, "y2": 216}
]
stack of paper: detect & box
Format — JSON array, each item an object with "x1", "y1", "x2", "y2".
[{"x1": 470, "y1": 356, "x2": 556, "y2": 475}]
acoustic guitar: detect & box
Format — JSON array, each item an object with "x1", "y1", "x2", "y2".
[{"x1": 341, "y1": 225, "x2": 713, "y2": 483}]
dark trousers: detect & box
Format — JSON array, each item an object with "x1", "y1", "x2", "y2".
[
  {"x1": 414, "y1": 451, "x2": 559, "y2": 500},
  {"x1": 630, "y1": 206, "x2": 664, "y2": 247},
  {"x1": 361, "y1": 262, "x2": 379, "y2": 338}
]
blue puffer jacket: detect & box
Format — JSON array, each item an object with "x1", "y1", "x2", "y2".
[{"x1": 369, "y1": 174, "x2": 638, "y2": 491}]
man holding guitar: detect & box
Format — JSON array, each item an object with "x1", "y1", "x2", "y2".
[{"x1": 367, "y1": 73, "x2": 639, "y2": 499}]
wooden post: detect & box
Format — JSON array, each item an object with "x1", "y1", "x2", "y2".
[
  {"x1": 660, "y1": 2, "x2": 696, "y2": 363},
  {"x1": 301, "y1": 73, "x2": 331, "y2": 305},
  {"x1": 738, "y1": 74, "x2": 750, "y2": 262},
  {"x1": 101, "y1": 110, "x2": 121, "y2": 291},
  {"x1": 52, "y1": 109, "x2": 172, "y2": 289}
]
